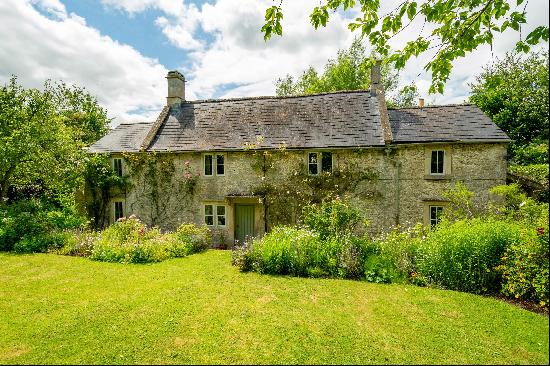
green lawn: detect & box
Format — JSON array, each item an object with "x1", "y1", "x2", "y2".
[{"x1": 0, "y1": 251, "x2": 548, "y2": 365}]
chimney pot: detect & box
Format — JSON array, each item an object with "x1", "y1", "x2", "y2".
[
  {"x1": 418, "y1": 98, "x2": 425, "y2": 108},
  {"x1": 166, "y1": 70, "x2": 185, "y2": 106}
]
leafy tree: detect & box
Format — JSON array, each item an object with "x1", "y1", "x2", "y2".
[
  {"x1": 275, "y1": 38, "x2": 399, "y2": 96},
  {"x1": 387, "y1": 83, "x2": 420, "y2": 108},
  {"x1": 275, "y1": 38, "x2": 420, "y2": 108},
  {"x1": 262, "y1": 0, "x2": 549, "y2": 94},
  {"x1": 0, "y1": 77, "x2": 110, "y2": 203},
  {"x1": 470, "y1": 51, "x2": 549, "y2": 201},
  {"x1": 470, "y1": 51, "x2": 549, "y2": 147}
]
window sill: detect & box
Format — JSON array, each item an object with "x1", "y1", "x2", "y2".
[{"x1": 424, "y1": 174, "x2": 452, "y2": 180}]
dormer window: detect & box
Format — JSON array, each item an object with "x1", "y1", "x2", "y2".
[
  {"x1": 204, "y1": 153, "x2": 225, "y2": 176},
  {"x1": 308, "y1": 152, "x2": 333, "y2": 175}
]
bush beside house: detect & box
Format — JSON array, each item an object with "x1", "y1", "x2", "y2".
[{"x1": 232, "y1": 189, "x2": 549, "y2": 309}]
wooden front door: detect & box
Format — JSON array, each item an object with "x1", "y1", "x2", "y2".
[{"x1": 235, "y1": 204, "x2": 255, "y2": 244}]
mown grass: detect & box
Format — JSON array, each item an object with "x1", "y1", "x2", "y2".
[{"x1": 0, "y1": 250, "x2": 548, "y2": 364}]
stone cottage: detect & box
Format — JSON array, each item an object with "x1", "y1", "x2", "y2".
[{"x1": 88, "y1": 64, "x2": 510, "y2": 245}]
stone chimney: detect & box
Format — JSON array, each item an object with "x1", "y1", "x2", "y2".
[
  {"x1": 166, "y1": 70, "x2": 185, "y2": 106},
  {"x1": 370, "y1": 60, "x2": 382, "y2": 93},
  {"x1": 369, "y1": 60, "x2": 392, "y2": 145}
]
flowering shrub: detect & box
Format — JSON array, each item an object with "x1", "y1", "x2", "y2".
[
  {"x1": 87, "y1": 216, "x2": 210, "y2": 264},
  {"x1": 181, "y1": 161, "x2": 200, "y2": 195},
  {"x1": 55, "y1": 230, "x2": 96, "y2": 257},
  {"x1": 498, "y1": 209, "x2": 549, "y2": 308},
  {"x1": 366, "y1": 224, "x2": 426, "y2": 284}
]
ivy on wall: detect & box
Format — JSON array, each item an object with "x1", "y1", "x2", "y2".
[
  {"x1": 122, "y1": 152, "x2": 199, "y2": 229},
  {"x1": 246, "y1": 141, "x2": 379, "y2": 229}
]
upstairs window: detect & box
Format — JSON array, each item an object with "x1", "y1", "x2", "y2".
[
  {"x1": 113, "y1": 158, "x2": 123, "y2": 177},
  {"x1": 204, "y1": 155, "x2": 213, "y2": 176},
  {"x1": 204, "y1": 153, "x2": 225, "y2": 176},
  {"x1": 321, "y1": 152, "x2": 333, "y2": 173},
  {"x1": 429, "y1": 206, "x2": 443, "y2": 227},
  {"x1": 216, "y1": 154, "x2": 225, "y2": 176},
  {"x1": 114, "y1": 201, "x2": 124, "y2": 221},
  {"x1": 430, "y1": 150, "x2": 444, "y2": 175},
  {"x1": 308, "y1": 153, "x2": 318, "y2": 175},
  {"x1": 308, "y1": 152, "x2": 332, "y2": 175}
]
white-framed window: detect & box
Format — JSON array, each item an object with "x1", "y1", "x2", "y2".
[
  {"x1": 204, "y1": 204, "x2": 226, "y2": 226},
  {"x1": 114, "y1": 201, "x2": 124, "y2": 221},
  {"x1": 430, "y1": 150, "x2": 445, "y2": 175},
  {"x1": 204, "y1": 204, "x2": 214, "y2": 225},
  {"x1": 113, "y1": 158, "x2": 123, "y2": 177},
  {"x1": 216, "y1": 154, "x2": 225, "y2": 176},
  {"x1": 308, "y1": 151, "x2": 333, "y2": 175},
  {"x1": 204, "y1": 153, "x2": 225, "y2": 176},
  {"x1": 429, "y1": 205, "x2": 443, "y2": 227},
  {"x1": 216, "y1": 205, "x2": 226, "y2": 226}
]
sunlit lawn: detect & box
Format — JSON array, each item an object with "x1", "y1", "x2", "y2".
[{"x1": 0, "y1": 250, "x2": 548, "y2": 364}]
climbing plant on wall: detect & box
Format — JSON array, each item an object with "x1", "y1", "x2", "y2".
[
  {"x1": 122, "y1": 152, "x2": 199, "y2": 229},
  {"x1": 83, "y1": 154, "x2": 129, "y2": 229},
  {"x1": 245, "y1": 141, "x2": 379, "y2": 229}
]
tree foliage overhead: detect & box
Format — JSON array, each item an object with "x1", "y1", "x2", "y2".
[
  {"x1": 469, "y1": 51, "x2": 549, "y2": 147},
  {"x1": 262, "y1": 0, "x2": 549, "y2": 94},
  {"x1": 0, "y1": 77, "x2": 110, "y2": 202},
  {"x1": 275, "y1": 38, "x2": 419, "y2": 108}
]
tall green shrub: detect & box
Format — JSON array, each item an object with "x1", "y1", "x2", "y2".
[
  {"x1": 302, "y1": 198, "x2": 362, "y2": 240},
  {"x1": 370, "y1": 224, "x2": 426, "y2": 283},
  {"x1": 415, "y1": 219, "x2": 523, "y2": 294},
  {"x1": 0, "y1": 199, "x2": 86, "y2": 252},
  {"x1": 499, "y1": 228, "x2": 549, "y2": 308},
  {"x1": 232, "y1": 226, "x2": 372, "y2": 279}
]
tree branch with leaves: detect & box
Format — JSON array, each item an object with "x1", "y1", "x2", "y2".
[{"x1": 262, "y1": 0, "x2": 549, "y2": 94}]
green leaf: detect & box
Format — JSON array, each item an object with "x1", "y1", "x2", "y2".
[{"x1": 407, "y1": 2, "x2": 417, "y2": 21}]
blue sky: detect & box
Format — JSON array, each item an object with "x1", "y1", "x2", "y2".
[
  {"x1": 0, "y1": 0, "x2": 548, "y2": 124},
  {"x1": 62, "y1": 0, "x2": 203, "y2": 70}
]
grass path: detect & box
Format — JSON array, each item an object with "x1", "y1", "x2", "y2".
[{"x1": 0, "y1": 250, "x2": 548, "y2": 364}]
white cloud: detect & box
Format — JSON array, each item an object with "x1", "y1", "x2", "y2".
[
  {"x1": 30, "y1": 0, "x2": 68, "y2": 19},
  {"x1": 2, "y1": 0, "x2": 547, "y2": 130},
  {"x1": 102, "y1": 0, "x2": 355, "y2": 97},
  {"x1": 112, "y1": 0, "x2": 548, "y2": 102},
  {"x1": 100, "y1": 0, "x2": 185, "y2": 16},
  {"x1": 178, "y1": 0, "x2": 356, "y2": 98},
  {"x1": 0, "y1": 0, "x2": 169, "y2": 124},
  {"x1": 154, "y1": 4, "x2": 203, "y2": 51}
]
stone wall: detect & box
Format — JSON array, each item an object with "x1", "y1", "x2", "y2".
[{"x1": 99, "y1": 142, "x2": 508, "y2": 245}]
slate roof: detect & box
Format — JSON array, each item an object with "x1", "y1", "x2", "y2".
[
  {"x1": 88, "y1": 92, "x2": 509, "y2": 153},
  {"x1": 148, "y1": 91, "x2": 385, "y2": 151},
  {"x1": 389, "y1": 104, "x2": 510, "y2": 143},
  {"x1": 88, "y1": 121, "x2": 153, "y2": 153}
]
